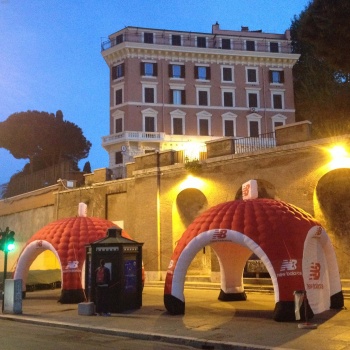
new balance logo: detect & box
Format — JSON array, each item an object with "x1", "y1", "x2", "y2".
[
  {"x1": 212, "y1": 230, "x2": 227, "y2": 239},
  {"x1": 280, "y1": 259, "x2": 297, "y2": 271},
  {"x1": 309, "y1": 262, "x2": 321, "y2": 280}
]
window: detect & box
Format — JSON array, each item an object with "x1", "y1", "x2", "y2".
[
  {"x1": 223, "y1": 91, "x2": 234, "y2": 107},
  {"x1": 112, "y1": 63, "x2": 124, "y2": 80},
  {"x1": 221, "y1": 38, "x2": 231, "y2": 49},
  {"x1": 247, "y1": 68, "x2": 258, "y2": 83},
  {"x1": 247, "y1": 114, "x2": 262, "y2": 137},
  {"x1": 222, "y1": 112, "x2": 237, "y2": 137},
  {"x1": 195, "y1": 66, "x2": 210, "y2": 80},
  {"x1": 271, "y1": 115, "x2": 286, "y2": 131},
  {"x1": 115, "y1": 89, "x2": 123, "y2": 105},
  {"x1": 270, "y1": 42, "x2": 279, "y2": 52},
  {"x1": 172, "y1": 34, "x2": 181, "y2": 46},
  {"x1": 142, "y1": 108, "x2": 158, "y2": 132},
  {"x1": 144, "y1": 32, "x2": 154, "y2": 43},
  {"x1": 248, "y1": 92, "x2": 258, "y2": 108},
  {"x1": 145, "y1": 116, "x2": 155, "y2": 132},
  {"x1": 249, "y1": 121, "x2": 259, "y2": 137},
  {"x1": 224, "y1": 120, "x2": 235, "y2": 136},
  {"x1": 169, "y1": 64, "x2": 185, "y2": 78},
  {"x1": 173, "y1": 118, "x2": 183, "y2": 135},
  {"x1": 246, "y1": 40, "x2": 255, "y2": 51},
  {"x1": 222, "y1": 67, "x2": 233, "y2": 82},
  {"x1": 197, "y1": 36, "x2": 206, "y2": 48},
  {"x1": 115, "y1": 118, "x2": 123, "y2": 133},
  {"x1": 115, "y1": 34, "x2": 123, "y2": 45},
  {"x1": 141, "y1": 62, "x2": 157, "y2": 77},
  {"x1": 170, "y1": 89, "x2": 186, "y2": 105},
  {"x1": 269, "y1": 70, "x2": 284, "y2": 84},
  {"x1": 272, "y1": 93, "x2": 284, "y2": 109},
  {"x1": 115, "y1": 151, "x2": 123, "y2": 165},
  {"x1": 198, "y1": 90, "x2": 208, "y2": 106},
  {"x1": 199, "y1": 119, "x2": 209, "y2": 135},
  {"x1": 144, "y1": 87, "x2": 155, "y2": 103}
]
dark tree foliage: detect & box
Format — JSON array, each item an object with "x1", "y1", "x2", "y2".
[
  {"x1": 82, "y1": 161, "x2": 92, "y2": 173},
  {"x1": 299, "y1": 0, "x2": 350, "y2": 73},
  {"x1": 291, "y1": 2, "x2": 350, "y2": 137},
  {"x1": 0, "y1": 110, "x2": 92, "y2": 174}
]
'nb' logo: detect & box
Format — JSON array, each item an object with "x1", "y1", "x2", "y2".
[
  {"x1": 309, "y1": 262, "x2": 321, "y2": 280},
  {"x1": 212, "y1": 230, "x2": 227, "y2": 239},
  {"x1": 280, "y1": 259, "x2": 297, "y2": 271}
]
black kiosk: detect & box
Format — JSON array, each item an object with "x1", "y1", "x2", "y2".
[{"x1": 85, "y1": 227, "x2": 143, "y2": 313}]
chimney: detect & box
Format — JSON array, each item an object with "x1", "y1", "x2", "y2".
[
  {"x1": 107, "y1": 227, "x2": 122, "y2": 238},
  {"x1": 212, "y1": 21, "x2": 220, "y2": 34},
  {"x1": 241, "y1": 26, "x2": 249, "y2": 32}
]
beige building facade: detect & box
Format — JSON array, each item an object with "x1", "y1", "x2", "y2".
[{"x1": 101, "y1": 23, "x2": 299, "y2": 179}]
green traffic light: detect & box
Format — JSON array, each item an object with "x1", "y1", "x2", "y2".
[{"x1": 6, "y1": 242, "x2": 15, "y2": 252}]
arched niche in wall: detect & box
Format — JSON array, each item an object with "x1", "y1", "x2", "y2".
[
  {"x1": 315, "y1": 168, "x2": 350, "y2": 278},
  {"x1": 173, "y1": 188, "x2": 209, "y2": 275}
]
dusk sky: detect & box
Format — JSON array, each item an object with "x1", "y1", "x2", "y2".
[{"x1": 0, "y1": 0, "x2": 310, "y2": 185}]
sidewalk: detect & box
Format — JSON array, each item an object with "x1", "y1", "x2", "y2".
[{"x1": 1, "y1": 285, "x2": 350, "y2": 350}]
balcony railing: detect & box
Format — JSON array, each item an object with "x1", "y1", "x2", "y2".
[
  {"x1": 234, "y1": 132, "x2": 276, "y2": 154},
  {"x1": 102, "y1": 131, "x2": 165, "y2": 145},
  {"x1": 101, "y1": 31, "x2": 292, "y2": 54}
]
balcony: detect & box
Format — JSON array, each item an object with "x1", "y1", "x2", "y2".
[
  {"x1": 101, "y1": 29, "x2": 292, "y2": 54},
  {"x1": 102, "y1": 131, "x2": 165, "y2": 147}
]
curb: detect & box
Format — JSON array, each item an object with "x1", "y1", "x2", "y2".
[{"x1": 0, "y1": 313, "x2": 293, "y2": 350}]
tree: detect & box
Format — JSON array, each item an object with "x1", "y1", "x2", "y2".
[
  {"x1": 0, "y1": 110, "x2": 92, "y2": 174},
  {"x1": 291, "y1": 2, "x2": 350, "y2": 137},
  {"x1": 298, "y1": 0, "x2": 350, "y2": 73}
]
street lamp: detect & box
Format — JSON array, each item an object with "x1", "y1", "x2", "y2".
[{"x1": 328, "y1": 144, "x2": 350, "y2": 170}]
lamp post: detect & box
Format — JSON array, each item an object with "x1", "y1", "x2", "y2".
[{"x1": 0, "y1": 227, "x2": 15, "y2": 312}]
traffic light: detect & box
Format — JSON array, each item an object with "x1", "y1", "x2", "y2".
[
  {"x1": 5, "y1": 230, "x2": 15, "y2": 252},
  {"x1": 0, "y1": 227, "x2": 15, "y2": 252}
]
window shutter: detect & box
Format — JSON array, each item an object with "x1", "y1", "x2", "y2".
[
  {"x1": 140, "y1": 62, "x2": 145, "y2": 76},
  {"x1": 169, "y1": 90, "x2": 173, "y2": 104},
  {"x1": 181, "y1": 65, "x2": 185, "y2": 78},
  {"x1": 182, "y1": 90, "x2": 186, "y2": 105},
  {"x1": 194, "y1": 66, "x2": 198, "y2": 79},
  {"x1": 168, "y1": 64, "x2": 172, "y2": 77},
  {"x1": 112, "y1": 66, "x2": 117, "y2": 80},
  {"x1": 207, "y1": 67, "x2": 211, "y2": 80},
  {"x1": 121, "y1": 63, "x2": 125, "y2": 77},
  {"x1": 269, "y1": 70, "x2": 273, "y2": 83},
  {"x1": 154, "y1": 63, "x2": 158, "y2": 76},
  {"x1": 280, "y1": 71, "x2": 284, "y2": 83}
]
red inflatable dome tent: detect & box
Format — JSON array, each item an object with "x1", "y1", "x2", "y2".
[{"x1": 164, "y1": 198, "x2": 344, "y2": 321}]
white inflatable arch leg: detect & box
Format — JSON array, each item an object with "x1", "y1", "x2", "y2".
[{"x1": 14, "y1": 240, "x2": 62, "y2": 293}]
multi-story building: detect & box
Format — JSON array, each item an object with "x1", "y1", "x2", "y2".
[{"x1": 101, "y1": 22, "x2": 299, "y2": 178}]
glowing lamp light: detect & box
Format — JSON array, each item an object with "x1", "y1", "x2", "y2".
[
  {"x1": 328, "y1": 145, "x2": 350, "y2": 170},
  {"x1": 179, "y1": 174, "x2": 205, "y2": 191}
]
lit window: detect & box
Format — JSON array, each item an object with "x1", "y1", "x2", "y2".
[
  {"x1": 141, "y1": 62, "x2": 157, "y2": 77},
  {"x1": 169, "y1": 64, "x2": 185, "y2": 78},
  {"x1": 112, "y1": 63, "x2": 124, "y2": 80},
  {"x1": 195, "y1": 66, "x2": 210, "y2": 80},
  {"x1": 269, "y1": 70, "x2": 284, "y2": 84}
]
